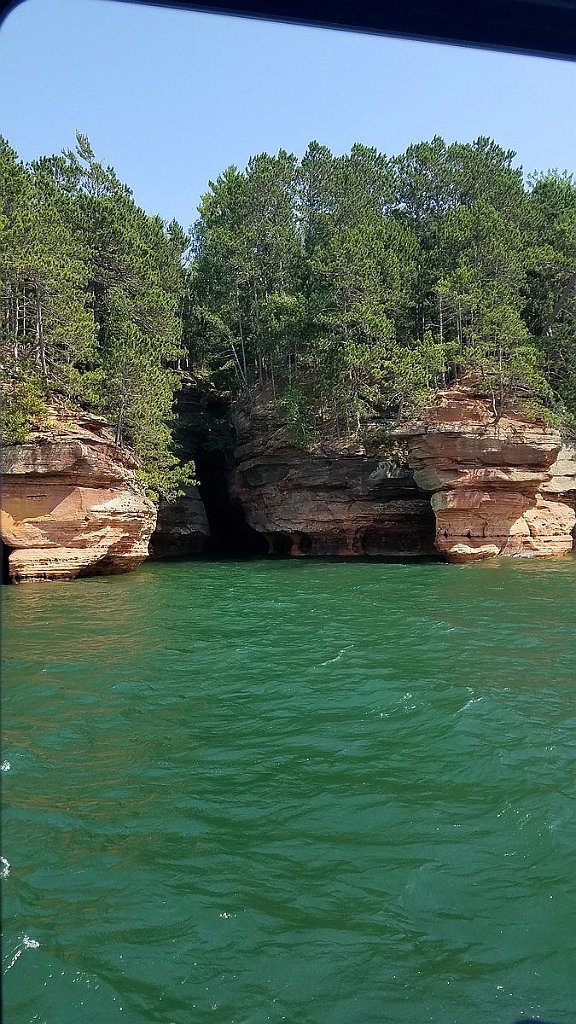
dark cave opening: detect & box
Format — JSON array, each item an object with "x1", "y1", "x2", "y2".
[
  {"x1": 194, "y1": 445, "x2": 268, "y2": 556},
  {"x1": 296, "y1": 533, "x2": 313, "y2": 555},
  {"x1": 1, "y1": 541, "x2": 13, "y2": 584},
  {"x1": 174, "y1": 386, "x2": 269, "y2": 557},
  {"x1": 267, "y1": 532, "x2": 293, "y2": 556}
]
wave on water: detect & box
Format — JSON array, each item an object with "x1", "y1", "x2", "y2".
[
  {"x1": 4, "y1": 935, "x2": 40, "y2": 971},
  {"x1": 2, "y1": 558, "x2": 575, "y2": 1024}
]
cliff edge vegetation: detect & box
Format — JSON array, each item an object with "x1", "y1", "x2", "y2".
[
  {"x1": 2, "y1": 132, "x2": 575, "y2": 471},
  {"x1": 0, "y1": 134, "x2": 193, "y2": 500}
]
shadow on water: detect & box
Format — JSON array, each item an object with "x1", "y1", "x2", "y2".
[{"x1": 149, "y1": 551, "x2": 445, "y2": 566}]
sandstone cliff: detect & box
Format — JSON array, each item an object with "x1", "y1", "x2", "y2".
[
  {"x1": 149, "y1": 485, "x2": 210, "y2": 559},
  {"x1": 230, "y1": 409, "x2": 435, "y2": 557},
  {"x1": 398, "y1": 389, "x2": 576, "y2": 562},
  {"x1": 5, "y1": 389, "x2": 573, "y2": 579},
  {"x1": 1, "y1": 409, "x2": 157, "y2": 583}
]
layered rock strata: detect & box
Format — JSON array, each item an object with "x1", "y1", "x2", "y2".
[
  {"x1": 230, "y1": 413, "x2": 435, "y2": 557},
  {"x1": 148, "y1": 485, "x2": 210, "y2": 559},
  {"x1": 1, "y1": 411, "x2": 157, "y2": 583},
  {"x1": 399, "y1": 389, "x2": 576, "y2": 562}
]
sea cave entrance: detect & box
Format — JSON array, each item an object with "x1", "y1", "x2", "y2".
[
  {"x1": 194, "y1": 445, "x2": 268, "y2": 557},
  {"x1": 1, "y1": 541, "x2": 13, "y2": 584}
]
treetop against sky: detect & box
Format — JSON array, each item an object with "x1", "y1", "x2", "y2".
[{"x1": 0, "y1": 0, "x2": 574, "y2": 228}]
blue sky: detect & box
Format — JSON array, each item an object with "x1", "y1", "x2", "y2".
[{"x1": 0, "y1": 0, "x2": 574, "y2": 229}]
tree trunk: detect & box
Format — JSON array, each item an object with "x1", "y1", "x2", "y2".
[
  {"x1": 36, "y1": 293, "x2": 48, "y2": 382},
  {"x1": 541, "y1": 269, "x2": 576, "y2": 336},
  {"x1": 115, "y1": 394, "x2": 126, "y2": 447},
  {"x1": 235, "y1": 284, "x2": 247, "y2": 380}
]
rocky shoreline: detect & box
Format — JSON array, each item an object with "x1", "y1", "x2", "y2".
[
  {"x1": 1, "y1": 410, "x2": 156, "y2": 583},
  {"x1": 398, "y1": 388, "x2": 576, "y2": 562},
  {"x1": 2, "y1": 389, "x2": 575, "y2": 583}
]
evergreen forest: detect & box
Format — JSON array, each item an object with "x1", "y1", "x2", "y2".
[{"x1": 1, "y1": 133, "x2": 575, "y2": 498}]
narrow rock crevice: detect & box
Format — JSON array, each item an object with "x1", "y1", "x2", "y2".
[
  {"x1": 1, "y1": 541, "x2": 13, "y2": 584},
  {"x1": 194, "y1": 446, "x2": 268, "y2": 556},
  {"x1": 165, "y1": 386, "x2": 438, "y2": 561}
]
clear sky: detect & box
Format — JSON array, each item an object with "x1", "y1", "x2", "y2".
[{"x1": 0, "y1": 0, "x2": 575, "y2": 229}]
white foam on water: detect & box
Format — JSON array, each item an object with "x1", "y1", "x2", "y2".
[
  {"x1": 5, "y1": 936, "x2": 40, "y2": 971},
  {"x1": 1, "y1": 857, "x2": 10, "y2": 879},
  {"x1": 458, "y1": 696, "x2": 484, "y2": 713},
  {"x1": 1, "y1": 760, "x2": 11, "y2": 771},
  {"x1": 5, "y1": 949, "x2": 21, "y2": 970},
  {"x1": 319, "y1": 644, "x2": 354, "y2": 666}
]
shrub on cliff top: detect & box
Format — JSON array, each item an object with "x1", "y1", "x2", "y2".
[{"x1": 0, "y1": 377, "x2": 48, "y2": 444}]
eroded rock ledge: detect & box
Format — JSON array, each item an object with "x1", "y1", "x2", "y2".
[
  {"x1": 230, "y1": 409, "x2": 435, "y2": 557},
  {"x1": 398, "y1": 389, "x2": 576, "y2": 562},
  {"x1": 1, "y1": 410, "x2": 157, "y2": 583}
]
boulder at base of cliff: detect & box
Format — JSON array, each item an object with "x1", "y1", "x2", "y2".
[
  {"x1": 399, "y1": 388, "x2": 576, "y2": 563},
  {"x1": 1, "y1": 410, "x2": 157, "y2": 583},
  {"x1": 148, "y1": 485, "x2": 210, "y2": 559}
]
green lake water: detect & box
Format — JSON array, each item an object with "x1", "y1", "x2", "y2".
[{"x1": 2, "y1": 557, "x2": 575, "y2": 1024}]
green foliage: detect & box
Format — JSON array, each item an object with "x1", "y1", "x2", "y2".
[
  {"x1": 136, "y1": 453, "x2": 196, "y2": 504},
  {"x1": 1, "y1": 376, "x2": 48, "y2": 443},
  {"x1": 277, "y1": 386, "x2": 317, "y2": 444},
  {"x1": 186, "y1": 135, "x2": 576, "y2": 434},
  {"x1": 2, "y1": 131, "x2": 574, "y2": 477},
  {"x1": 1, "y1": 132, "x2": 191, "y2": 500}
]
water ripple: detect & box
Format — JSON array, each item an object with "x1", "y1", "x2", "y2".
[{"x1": 2, "y1": 558, "x2": 576, "y2": 1024}]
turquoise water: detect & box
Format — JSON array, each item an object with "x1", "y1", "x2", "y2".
[{"x1": 2, "y1": 557, "x2": 575, "y2": 1024}]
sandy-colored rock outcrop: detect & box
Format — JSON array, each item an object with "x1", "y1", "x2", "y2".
[
  {"x1": 230, "y1": 410, "x2": 435, "y2": 557},
  {"x1": 1, "y1": 410, "x2": 157, "y2": 583},
  {"x1": 542, "y1": 442, "x2": 576, "y2": 499},
  {"x1": 399, "y1": 389, "x2": 576, "y2": 562}
]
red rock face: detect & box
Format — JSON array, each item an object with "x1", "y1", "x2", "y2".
[
  {"x1": 1, "y1": 412, "x2": 157, "y2": 583},
  {"x1": 399, "y1": 390, "x2": 576, "y2": 562},
  {"x1": 230, "y1": 417, "x2": 435, "y2": 557}
]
